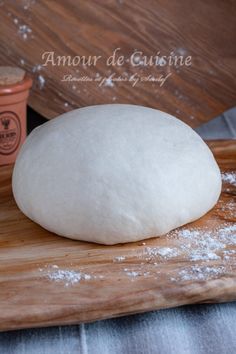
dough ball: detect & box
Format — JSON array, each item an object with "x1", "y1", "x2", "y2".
[{"x1": 12, "y1": 104, "x2": 221, "y2": 245}]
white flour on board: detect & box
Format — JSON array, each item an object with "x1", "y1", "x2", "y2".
[
  {"x1": 39, "y1": 265, "x2": 102, "y2": 287},
  {"x1": 175, "y1": 265, "x2": 227, "y2": 282},
  {"x1": 144, "y1": 246, "x2": 179, "y2": 260},
  {"x1": 39, "y1": 173, "x2": 235, "y2": 285},
  {"x1": 40, "y1": 221, "x2": 236, "y2": 285},
  {"x1": 113, "y1": 256, "x2": 126, "y2": 262},
  {"x1": 120, "y1": 221, "x2": 235, "y2": 281},
  {"x1": 221, "y1": 172, "x2": 236, "y2": 187},
  {"x1": 124, "y1": 268, "x2": 150, "y2": 281},
  {"x1": 219, "y1": 200, "x2": 236, "y2": 218}
]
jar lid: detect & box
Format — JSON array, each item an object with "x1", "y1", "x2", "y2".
[
  {"x1": 0, "y1": 66, "x2": 26, "y2": 86},
  {"x1": 0, "y1": 67, "x2": 32, "y2": 96}
]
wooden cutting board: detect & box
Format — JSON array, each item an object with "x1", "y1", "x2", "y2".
[
  {"x1": 0, "y1": 1, "x2": 236, "y2": 126},
  {"x1": 0, "y1": 140, "x2": 235, "y2": 332}
]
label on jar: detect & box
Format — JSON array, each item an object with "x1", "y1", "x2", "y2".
[{"x1": 0, "y1": 111, "x2": 21, "y2": 155}]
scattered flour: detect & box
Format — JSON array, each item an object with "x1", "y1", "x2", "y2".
[
  {"x1": 218, "y1": 224, "x2": 236, "y2": 245},
  {"x1": 145, "y1": 246, "x2": 179, "y2": 260},
  {"x1": 218, "y1": 200, "x2": 236, "y2": 218},
  {"x1": 32, "y1": 64, "x2": 42, "y2": 72},
  {"x1": 104, "y1": 77, "x2": 114, "y2": 87},
  {"x1": 124, "y1": 268, "x2": 150, "y2": 280},
  {"x1": 38, "y1": 75, "x2": 45, "y2": 89},
  {"x1": 112, "y1": 218, "x2": 236, "y2": 283},
  {"x1": 156, "y1": 57, "x2": 167, "y2": 66},
  {"x1": 189, "y1": 251, "x2": 220, "y2": 262},
  {"x1": 52, "y1": 264, "x2": 58, "y2": 269},
  {"x1": 40, "y1": 265, "x2": 95, "y2": 287},
  {"x1": 223, "y1": 249, "x2": 236, "y2": 260},
  {"x1": 174, "y1": 227, "x2": 226, "y2": 262},
  {"x1": 125, "y1": 270, "x2": 140, "y2": 277},
  {"x1": 223, "y1": 250, "x2": 236, "y2": 256},
  {"x1": 22, "y1": 0, "x2": 36, "y2": 10},
  {"x1": 39, "y1": 220, "x2": 235, "y2": 286},
  {"x1": 113, "y1": 256, "x2": 126, "y2": 262},
  {"x1": 176, "y1": 265, "x2": 226, "y2": 282},
  {"x1": 221, "y1": 172, "x2": 236, "y2": 186},
  {"x1": 132, "y1": 55, "x2": 144, "y2": 66},
  {"x1": 11, "y1": 11, "x2": 33, "y2": 40},
  {"x1": 169, "y1": 222, "x2": 235, "y2": 281},
  {"x1": 139, "y1": 222, "x2": 235, "y2": 265},
  {"x1": 18, "y1": 24, "x2": 32, "y2": 40}
]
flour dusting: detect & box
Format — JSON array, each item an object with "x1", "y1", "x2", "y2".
[
  {"x1": 40, "y1": 265, "x2": 94, "y2": 287},
  {"x1": 38, "y1": 211, "x2": 235, "y2": 286},
  {"x1": 222, "y1": 172, "x2": 236, "y2": 186},
  {"x1": 114, "y1": 256, "x2": 126, "y2": 262},
  {"x1": 130, "y1": 221, "x2": 235, "y2": 282},
  {"x1": 189, "y1": 251, "x2": 220, "y2": 262},
  {"x1": 18, "y1": 23, "x2": 32, "y2": 40},
  {"x1": 218, "y1": 224, "x2": 236, "y2": 245},
  {"x1": 38, "y1": 75, "x2": 45, "y2": 89},
  {"x1": 32, "y1": 64, "x2": 42, "y2": 73},
  {"x1": 125, "y1": 270, "x2": 140, "y2": 278},
  {"x1": 145, "y1": 246, "x2": 179, "y2": 260},
  {"x1": 175, "y1": 265, "x2": 226, "y2": 282},
  {"x1": 104, "y1": 77, "x2": 114, "y2": 87},
  {"x1": 173, "y1": 224, "x2": 235, "y2": 257},
  {"x1": 124, "y1": 268, "x2": 150, "y2": 280},
  {"x1": 219, "y1": 200, "x2": 236, "y2": 218}
]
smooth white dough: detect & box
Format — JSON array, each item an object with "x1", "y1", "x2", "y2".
[{"x1": 12, "y1": 104, "x2": 222, "y2": 245}]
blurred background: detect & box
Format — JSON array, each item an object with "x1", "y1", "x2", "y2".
[{"x1": 1, "y1": 0, "x2": 236, "y2": 128}]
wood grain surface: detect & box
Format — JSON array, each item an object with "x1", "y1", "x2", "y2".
[
  {"x1": 0, "y1": 1, "x2": 235, "y2": 126},
  {"x1": 0, "y1": 140, "x2": 235, "y2": 332}
]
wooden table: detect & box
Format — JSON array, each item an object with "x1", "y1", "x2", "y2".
[{"x1": 0, "y1": 1, "x2": 235, "y2": 125}]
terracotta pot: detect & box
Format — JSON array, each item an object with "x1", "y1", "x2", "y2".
[{"x1": 0, "y1": 73, "x2": 32, "y2": 165}]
